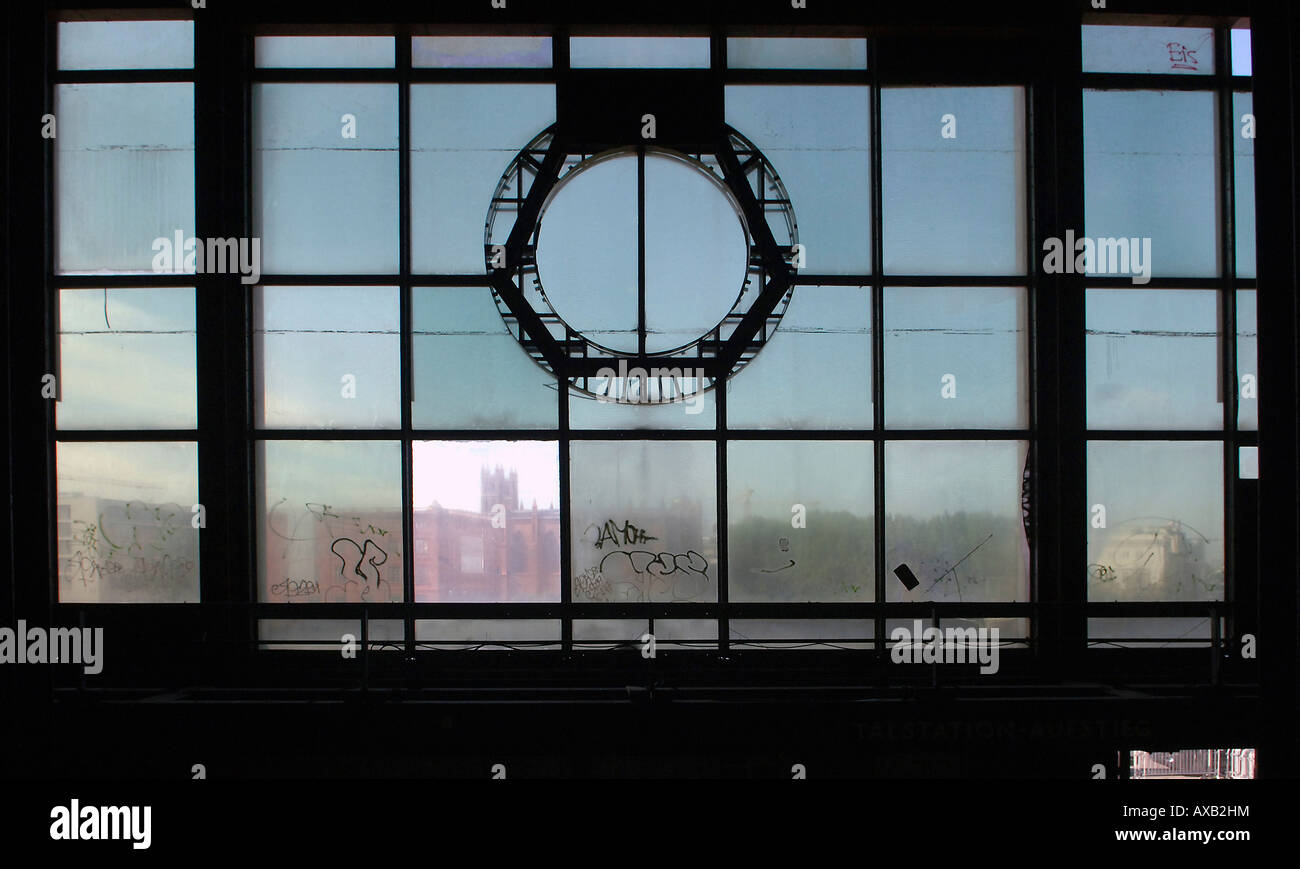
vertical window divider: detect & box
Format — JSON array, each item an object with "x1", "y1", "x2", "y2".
[
  {"x1": 869, "y1": 36, "x2": 887, "y2": 653},
  {"x1": 398, "y1": 26, "x2": 415, "y2": 658}
]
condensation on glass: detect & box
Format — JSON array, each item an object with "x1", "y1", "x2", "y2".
[
  {"x1": 569, "y1": 36, "x2": 710, "y2": 69},
  {"x1": 884, "y1": 440, "x2": 1030, "y2": 603},
  {"x1": 1081, "y1": 25, "x2": 1215, "y2": 75},
  {"x1": 58, "y1": 19, "x2": 195, "y2": 70},
  {"x1": 258, "y1": 440, "x2": 404, "y2": 603},
  {"x1": 254, "y1": 36, "x2": 395, "y2": 68},
  {"x1": 57, "y1": 441, "x2": 200, "y2": 603},
  {"x1": 412, "y1": 36, "x2": 552, "y2": 68},
  {"x1": 569, "y1": 441, "x2": 718, "y2": 603},
  {"x1": 726, "y1": 37, "x2": 866, "y2": 70},
  {"x1": 255, "y1": 286, "x2": 400, "y2": 429},
  {"x1": 728, "y1": 441, "x2": 874, "y2": 602}
]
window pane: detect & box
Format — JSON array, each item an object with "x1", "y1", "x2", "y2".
[
  {"x1": 56, "y1": 83, "x2": 194, "y2": 274},
  {"x1": 568, "y1": 379, "x2": 716, "y2": 430},
  {"x1": 1084, "y1": 90, "x2": 1219, "y2": 277},
  {"x1": 254, "y1": 84, "x2": 399, "y2": 273},
  {"x1": 415, "y1": 619, "x2": 560, "y2": 649},
  {"x1": 882, "y1": 87, "x2": 1026, "y2": 275},
  {"x1": 1234, "y1": 92, "x2": 1255, "y2": 278},
  {"x1": 569, "y1": 36, "x2": 710, "y2": 68},
  {"x1": 413, "y1": 441, "x2": 560, "y2": 602},
  {"x1": 884, "y1": 286, "x2": 1027, "y2": 428},
  {"x1": 726, "y1": 285, "x2": 872, "y2": 429},
  {"x1": 1231, "y1": 29, "x2": 1252, "y2": 76},
  {"x1": 58, "y1": 20, "x2": 194, "y2": 69},
  {"x1": 1237, "y1": 289, "x2": 1257, "y2": 430},
  {"x1": 729, "y1": 620, "x2": 873, "y2": 649},
  {"x1": 255, "y1": 36, "x2": 395, "y2": 68},
  {"x1": 57, "y1": 441, "x2": 199, "y2": 602},
  {"x1": 1081, "y1": 25, "x2": 1214, "y2": 74},
  {"x1": 411, "y1": 84, "x2": 556, "y2": 274},
  {"x1": 1087, "y1": 441, "x2": 1225, "y2": 604},
  {"x1": 1089, "y1": 618, "x2": 1213, "y2": 648},
  {"x1": 726, "y1": 85, "x2": 871, "y2": 273},
  {"x1": 413, "y1": 36, "x2": 551, "y2": 68},
  {"x1": 258, "y1": 440, "x2": 404, "y2": 602},
  {"x1": 728, "y1": 441, "x2": 874, "y2": 602},
  {"x1": 727, "y1": 37, "x2": 866, "y2": 70},
  {"x1": 1086, "y1": 288, "x2": 1222, "y2": 430},
  {"x1": 56, "y1": 287, "x2": 197, "y2": 429},
  {"x1": 255, "y1": 286, "x2": 400, "y2": 429},
  {"x1": 258, "y1": 619, "x2": 403, "y2": 650},
  {"x1": 570, "y1": 441, "x2": 717, "y2": 602},
  {"x1": 412, "y1": 287, "x2": 557, "y2": 428},
  {"x1": 884, "y1": 440, "x2": 1030, "y2": 602}
]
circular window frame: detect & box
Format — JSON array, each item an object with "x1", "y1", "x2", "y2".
[{"x1": 485, "y1": 125, "x2": 800, "y2": 406}]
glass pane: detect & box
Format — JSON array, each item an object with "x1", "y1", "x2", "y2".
[
  {"x1": 726, "y1": 85, "x2": 871, "y2": 274},
  {"x1": 884, "y1": 440, "x2": 1030, "y2": 602},
  {"x1": 412, "y1": 287, "x2": 557, "y2": 428},
  {"x1": 56, "y1": 287, "x2": 197, "y2": 429},
  {"x1": 729, "y1": 620, "x2": 873, "y2": 649},
  {"x1": 1239, "y1": 446, "x2": 1258, "y2": 480},
  {"x1": 57, "y1": 441, "x2": 200, "y2": 602},
  {"x1": 412, "y1": 441, "x2": 560, "y2": 602},
  {"x1": 1084, "y1": 90, "x2": 1219, "y2": 278},
  {"x1": 726, "y1": 285, "x2": 872, "y2": 429},
  {"x1": 1231, "y1": 29, "x2": 1252, "y2": 76},
  {"x1": 727, "y1": 37, "x2": 866, "y2": 70},
  {"x1": 258, "y1": 619, "x2": 404, "y2": 650},
  {"x1": 535, "y1": 155, "x2": 639, "y2": 350},
  {"x1": 58, "y1": 20, "x2": 194, "y2": 69},
  {"x1": 255, "y1": 36, "x2": 395, "y2": 68},
  {"x1": 1086, "y1": 288, "x2": 1222, "y2": 430},
  {"x1": 255, "y1": 286, "x2": 400, "y2": 429},
  {"x1": 415, "y1": 619, "x2": 560, "y2": 649},
  {"x1": 1089, "y1": 618, "x2": 1213, "y2": 648},
  {"x1": 569, "y1": 36, "x2": 710, "y2": 69},
  {"x1": 570, "y1": 441, "x2": 717, "y2": 602},
  {"x1": 727, "y1": 441, "x2": 874, "y2": 602},
  {"x1": 884, "y1": 286, "x2": 1027, "y2": 428},
  {"x1": 882, "y1": 87, "x2": 1026, "y2": 275},
  {"x1": 1081, "y1": 25, "x2": 1214, "y2": 74},
  {"x1": 1237, "y1": 289, "x2": 1257, "y2": 430},
  {"x1": 645, "y1": 154, "x2": 750, "y2": 351},
  {"x1": 56, "y1": 83, "x2": 194, "y2": 274},
  {"x1": 1087, "y1": 441, "x2": 1224, "y2": 605},
  {"x1": 253, "y1": 84, "x2": 399, "y2": 274},
  {"x1": 411, "y1": 84, "x2": 556, "y2": 274},
  {"x1": 1234, "y1": 92, "x2": 1255, "y2": 278},
  {"x1": 258, "y1": 440, "x2": 404, "y2": 602},
  {"x1": 413, "y1": 36, "x2": 551, "y2": 68},
  {"x1": 568, "y1": 379, "x2": 716, "y2": 430}
]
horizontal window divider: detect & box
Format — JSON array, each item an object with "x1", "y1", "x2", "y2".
[
  {"x1": 253, "y1": 274, "x2": 408, "y2": 285},
  {"x1": 53, "y1": 69, "x2": 194, "y2": 83},
  {"x1": 407, "y1": 69, "x2": 558, "y2": 83},
  {"x1": 55, "y1": 429, "x2": 200, "y2": 441},
  {"x1": 1084, "y1": 429, "x2": 1229, "y2": 440},
  {"x1": 55, "y1": 274, "x2": 202, "y2": 288},
  {"x1": 877, "y1": 429, "x2": 1033, "y2": 438},
  {"x1": 1081, "y1": 72, "x2": 1225, "y2": 90},
  {"x1": 252, "y1": 68, "x2": 399, "y2": 81}
]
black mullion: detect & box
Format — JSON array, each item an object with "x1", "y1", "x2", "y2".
[
  {"x1": 713, "y1": 27, "x2": 729, "y2": 655},
  {"x1": 637, "y1": 145, "x2": 646, "y2": 358},
  {"x1": 1081, "y1": 72, "x2": 1222, "y2": 91},
  {"x1": 1024, "y1": 60, "x2": 1040, "y2": 658},
  {"x1": 559, "y1": 375, "x2": 572, "y2": 654},
  {"x1": 869, "y1": 38, "x2": 886, "y2": 652},
  {"x1": 1214, "y1": 25, "x2": 1240, "y2": 651},
  {"x1": 398, "y1": 25, "x2": 415, "y2": 654}
]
